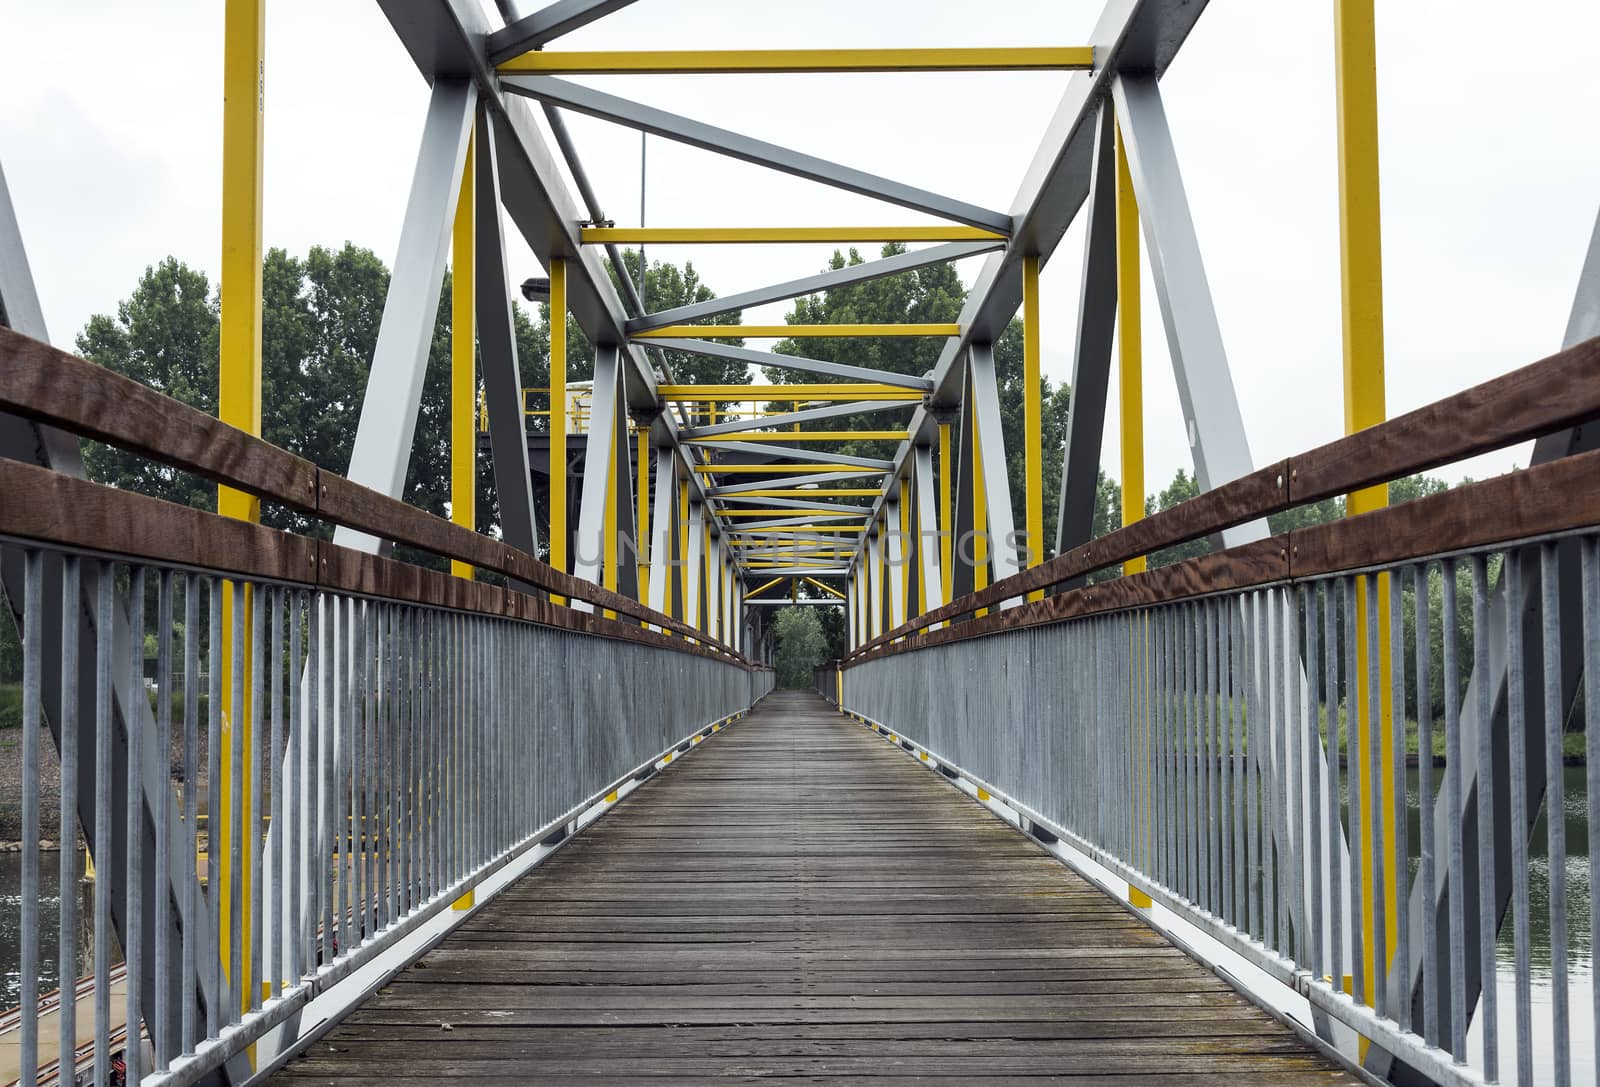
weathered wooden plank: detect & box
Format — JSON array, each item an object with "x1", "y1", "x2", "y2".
[{"x1": 264, "y1": 691, "x2": 1358, "y2": 1085}]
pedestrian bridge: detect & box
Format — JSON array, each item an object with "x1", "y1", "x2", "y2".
[{"x1": 0, "y1": 2, "x2": 1597, "y2": 1086}]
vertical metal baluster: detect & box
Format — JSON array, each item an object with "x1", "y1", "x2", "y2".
[
  {"x1": 1443, "y1": 558, "x2": 1468, "y2": 1062},
  {"x1": 93, "y1": 564, "x2": 114, "y2": 1087},
  {"x1": 1307, "y1": 586, "x2": 1324, "y2": 981},
  {"x1": 228, "y1": 581, "x2": 245, "y2": 1022},
  {"x1": 269, "y1": 588, "x2": 284, "y2": 998},
  {"x1": 340, "y1": 597, "x2": 354, "y2": 955},
  {"x1": 1222, "y1": 595, "x2": 1235, "y2": 928},
  {"x1": 1179, "y1": 605, "x2": 1191, "y2": 902},
  {"x1": 1200, "y1": 600, "x2": 1213, "y2": 913},
  {"x1": 306, "y1": 593, "x2": 321, "y2": 969},
  {"x1": 19, "y1": 549, "x2": 42, "y2": 1087},
  {"x1": 206, "y1": 578, "x2": 223, "y2": 1036},
  {"x1": 387, "y1": 604, "x2": 399, "y2": 927},
  {"x1": 1326, "y1": 580, "x2": 1343, "y2": 994},
  {"x1": 1344, "y1": 577, "x2": 1364, "y2": 1002},
  {"x1": 1540, "y1": 542, "x2": 1570, "y2": 1087},
  {"x1": 1235, "y1": 600, "x2": 1247, "y2": 933},
  {"x1": 1581, "y1": 536, "x2": 1600, "y2": 1085},
  {"x1": 59, "y1": 557, "x2": 82, "y2": 1072},
  {"x1": 1471, "y1": 555, "x2": 1497, "y2": 1077},
  {"x1": 250, "y1": 581, "x2": 265, "y2": 1011},
  {"x1": 287, "y1": 591, "x2": 303, "y2": 985},
  {"x1": 323, "y1": 596, "x2": 336, "y2": 961},
  {"x1": 1365, "y1": 573, "x2": 1384, "y2": 1016},
  {"x1": 366, "y1": 602, "x2": 377, "y2": 935},
  {"x1": 1274, "y1": 588, "x2": 1289, "y2": 954},
  {"x1": 1268, "y1": 589, "x2": 1282, "y2": 951},
  {"x1": 1248, "y1": 592, "x2": 1262, "y2": 942},
  {"x1": 1287, "y1": 587, "x2": 1304, "y2": 966},
  {"x1": 180, "y1": 574, "x2": 199, "y2": 1051},
  {"x1": 1415, "y1": 565, "x2": 1438, "y2": 1048},
  {"x1": 1389, "y1": 568, "x2": 1410, "y2": 1035},
  {"x1": 125, "y1": 568, "x2": 145, "y2": 1080},
  {"x1": 351, "y1": 599, "x2": 365, "y2": 944},
  {"x1": 154, "y1": 570, "x2": 173, "y2": 1065}
]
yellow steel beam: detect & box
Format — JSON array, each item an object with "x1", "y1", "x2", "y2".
[
  {"x1": 716, "y1": 510, "x2": 866, "y2": 519},
  {"x1": 550, "y1": 259, "x2": 569, "y2": 604},
  {"x1": 450, "y1": 131, "x2": 476, "y2": 583},
  {"x1": 1336, "y1": 0, "x2": 1395, "y2": 1022},
  {"x1": 695, "y1": 430, "x2": 909, "y2": 442},
  {"x1": 747, "y1": 576, "x2": 787, "y2": 598},
  {"x1": 662, "y1": 383, "x2": 922, "y2": 402},
  {"x1": 803, "y1": 576, "x2": 847, "y2": 599},
  {"x1": 218, "y1": 0, "x2": 263, "y2": 1011},
  {"x1": 582, "y1": 225, "x2": 1004, "y2": 244},
  {"x1": 636, "y1": 323, "x2": 959, "y2": 339},
  {"x1": 499, "y1": 47, "x2": 1095, "y2": 75},
  {"x1": 1115, "y1": 119, "x2": 1146, "y2": 578},
  {"x1": 1022, "y1": 253, "x2": 1043, "y2": 600}
]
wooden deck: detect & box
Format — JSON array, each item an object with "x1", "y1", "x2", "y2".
[{"x1": 267, "y1": 690, "x2": 1358, "y2": 1085}]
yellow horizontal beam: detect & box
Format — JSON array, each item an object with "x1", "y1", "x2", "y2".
[
  {"x1": 697, "y1": 464, "x2": 889, "y2": 474},
  {"x1": 500, "y1": 47, "x2": 1095, "y2": 75},
  {"x1": 662, "y1": 383, "x2": 923, "y2": 402},
  {"x1": 582, "y1": 226, "x2": 1004, "y2": 244},
  {"x1": 724, "y1": 488, "x2": 880, "y2": 497},
  {"x1": 696, "y1": 430, "x2": 910, "y2": 443},
  {"x1": 638, "y1": 324, "x2": 959, "y2": 340},
  {"x1": 731, "y1": 530, "x2": 864, "y2": 538}
]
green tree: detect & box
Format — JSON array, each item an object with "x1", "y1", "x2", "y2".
[{"x1": 773, "y1": 605, "x2": 830, "y2": 687}]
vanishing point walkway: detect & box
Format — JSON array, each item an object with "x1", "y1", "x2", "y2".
[{"x1": 266, "y1": 690, "x2": 1358, "y2": 1085}]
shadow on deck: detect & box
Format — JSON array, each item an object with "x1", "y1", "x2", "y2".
[{"x1": 265, "y1": 690, "x2": 1358, "y2": 1085}]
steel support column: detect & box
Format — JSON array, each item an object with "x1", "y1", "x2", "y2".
[{"x1": 573, "y1": 344, "x2": 620, "y2": 607}]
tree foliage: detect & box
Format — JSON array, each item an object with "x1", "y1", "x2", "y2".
[{"x1": 772, "y1": 605, "x2": 830, "y2": 688}]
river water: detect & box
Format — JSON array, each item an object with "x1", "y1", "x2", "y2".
[{"x1": 0, "y1": 770, "x2": 1589, "y2": 1083}]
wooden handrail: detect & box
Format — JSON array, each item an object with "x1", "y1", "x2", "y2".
[
  {"x1": 0, "y1": 327, "x2": 754, "y2": 666},
  {"x1": 849, "y1": 334, "x2": 1600, "y2": 660}
]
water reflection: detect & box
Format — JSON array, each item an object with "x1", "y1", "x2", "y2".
[{"x1": 0, "y1": 848, "x2": 96, "y2": 1008}]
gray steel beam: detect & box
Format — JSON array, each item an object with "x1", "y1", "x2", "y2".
[
  {"x1": 337, "y1": 79, "x2": 476, "y2": 554},
  {"x1": 645, "y1": 338, "x2": 934, "y2": 389},
  {"x1": 627, "y1": 241, "x2": 1002, "y2": 333},
  {"x1": 685, "y1": 501, "x2": 704, "y2": 630},
  {"x1": 745, "y1": 598, "x2": 843, "y2": 606},
  {"x1": 571, "y1": 345, "x2": 620, "y2": 598},
  {"x1": 884, "y1": 498, "x2": 907, "y2": 628},
  {"x1": 498, "y1": 76, "x2": 1012, "y2": 233},
  {"x1": 683, "y1": 397, "x2": 914, "y2": 438},
  {"x1": 915, "y1": 444, "x2": 944, "y2": 612},
  {"x1": 686, "y1": 440, "x2": 893, "y2": 469},
  {"x1": 1111, "y1": 73, "x2": 1265, "y2": 549},
  {"x1": 747, "y1": 567, "x2": 848, "y2": 578},
  {"x1": 613, "y1": 402, "x2": 639, "y2": 601},
  {"x1": 647, "y1": 445, "x2": 674, "y2": 620},
  {"x1": 712, "y1": 495, "x2": 874, "y2": 515},
  {"x1": 1056, "y1": 98, "x2": 1117, "y2": 560},
  {"x1": 732, "y1": 514, "x2": 864, "y2": 531},
  {"x1": 486, "y1": 0, "x2": 641, "y2": 63},
  {"x1": 473, "y1": 108, "x2": 540, "y2": 580},
  {"x1": 970, "y1": 344, "x2": 1022, "y2": 580}
]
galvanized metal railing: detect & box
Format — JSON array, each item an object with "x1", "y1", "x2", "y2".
[
  {"x1": 0, "y1": 327, "x2": 771, "y2": 1087},
  {"x1": 840, "y1": 335, "x2": 1600, "y2": 1087}
]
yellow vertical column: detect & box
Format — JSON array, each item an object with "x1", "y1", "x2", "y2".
[
  {"x1": 1114, "y1": 116, "x2": 1152, "y2": 909},
  {"x1": 218, "y1": 0, "x2": 264, "y2": 1007},
  {"x1": 448, "y1": 127, "x2": 477, "y2": 912},
  {"x1": 1115, "y1": 118, "x2": 1146, "y2": 579},
  {"x1": 1022, "y1": 255, "x2": 1044, "y2": 600},
  {"x1": 450, "y1": 133, "x2": 476, "y2": 580},
  {"x1": 702, "y1": 519, "x2": 713, "y2": 636},
  {"x1": 637, "y1": 426, "x2": 651, "y2": 613},
  {"x1": 549, "y1": 260, "x2": 568, "y2": 603},
  {"x1": 1335, "y1": 0, "x2": 1394, "y2": 1011}
]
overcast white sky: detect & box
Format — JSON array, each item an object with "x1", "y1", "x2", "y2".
[{"x1": 2, "y1": 1, "x2": 1596, "y2": 497}]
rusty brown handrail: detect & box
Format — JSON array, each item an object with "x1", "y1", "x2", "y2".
[
  {"x1": 847, "y1": 334, "x2": 1600, "y2": 663},
  {"x1": 0, "y1": 327, "x2": 755, "y2": 666}
]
